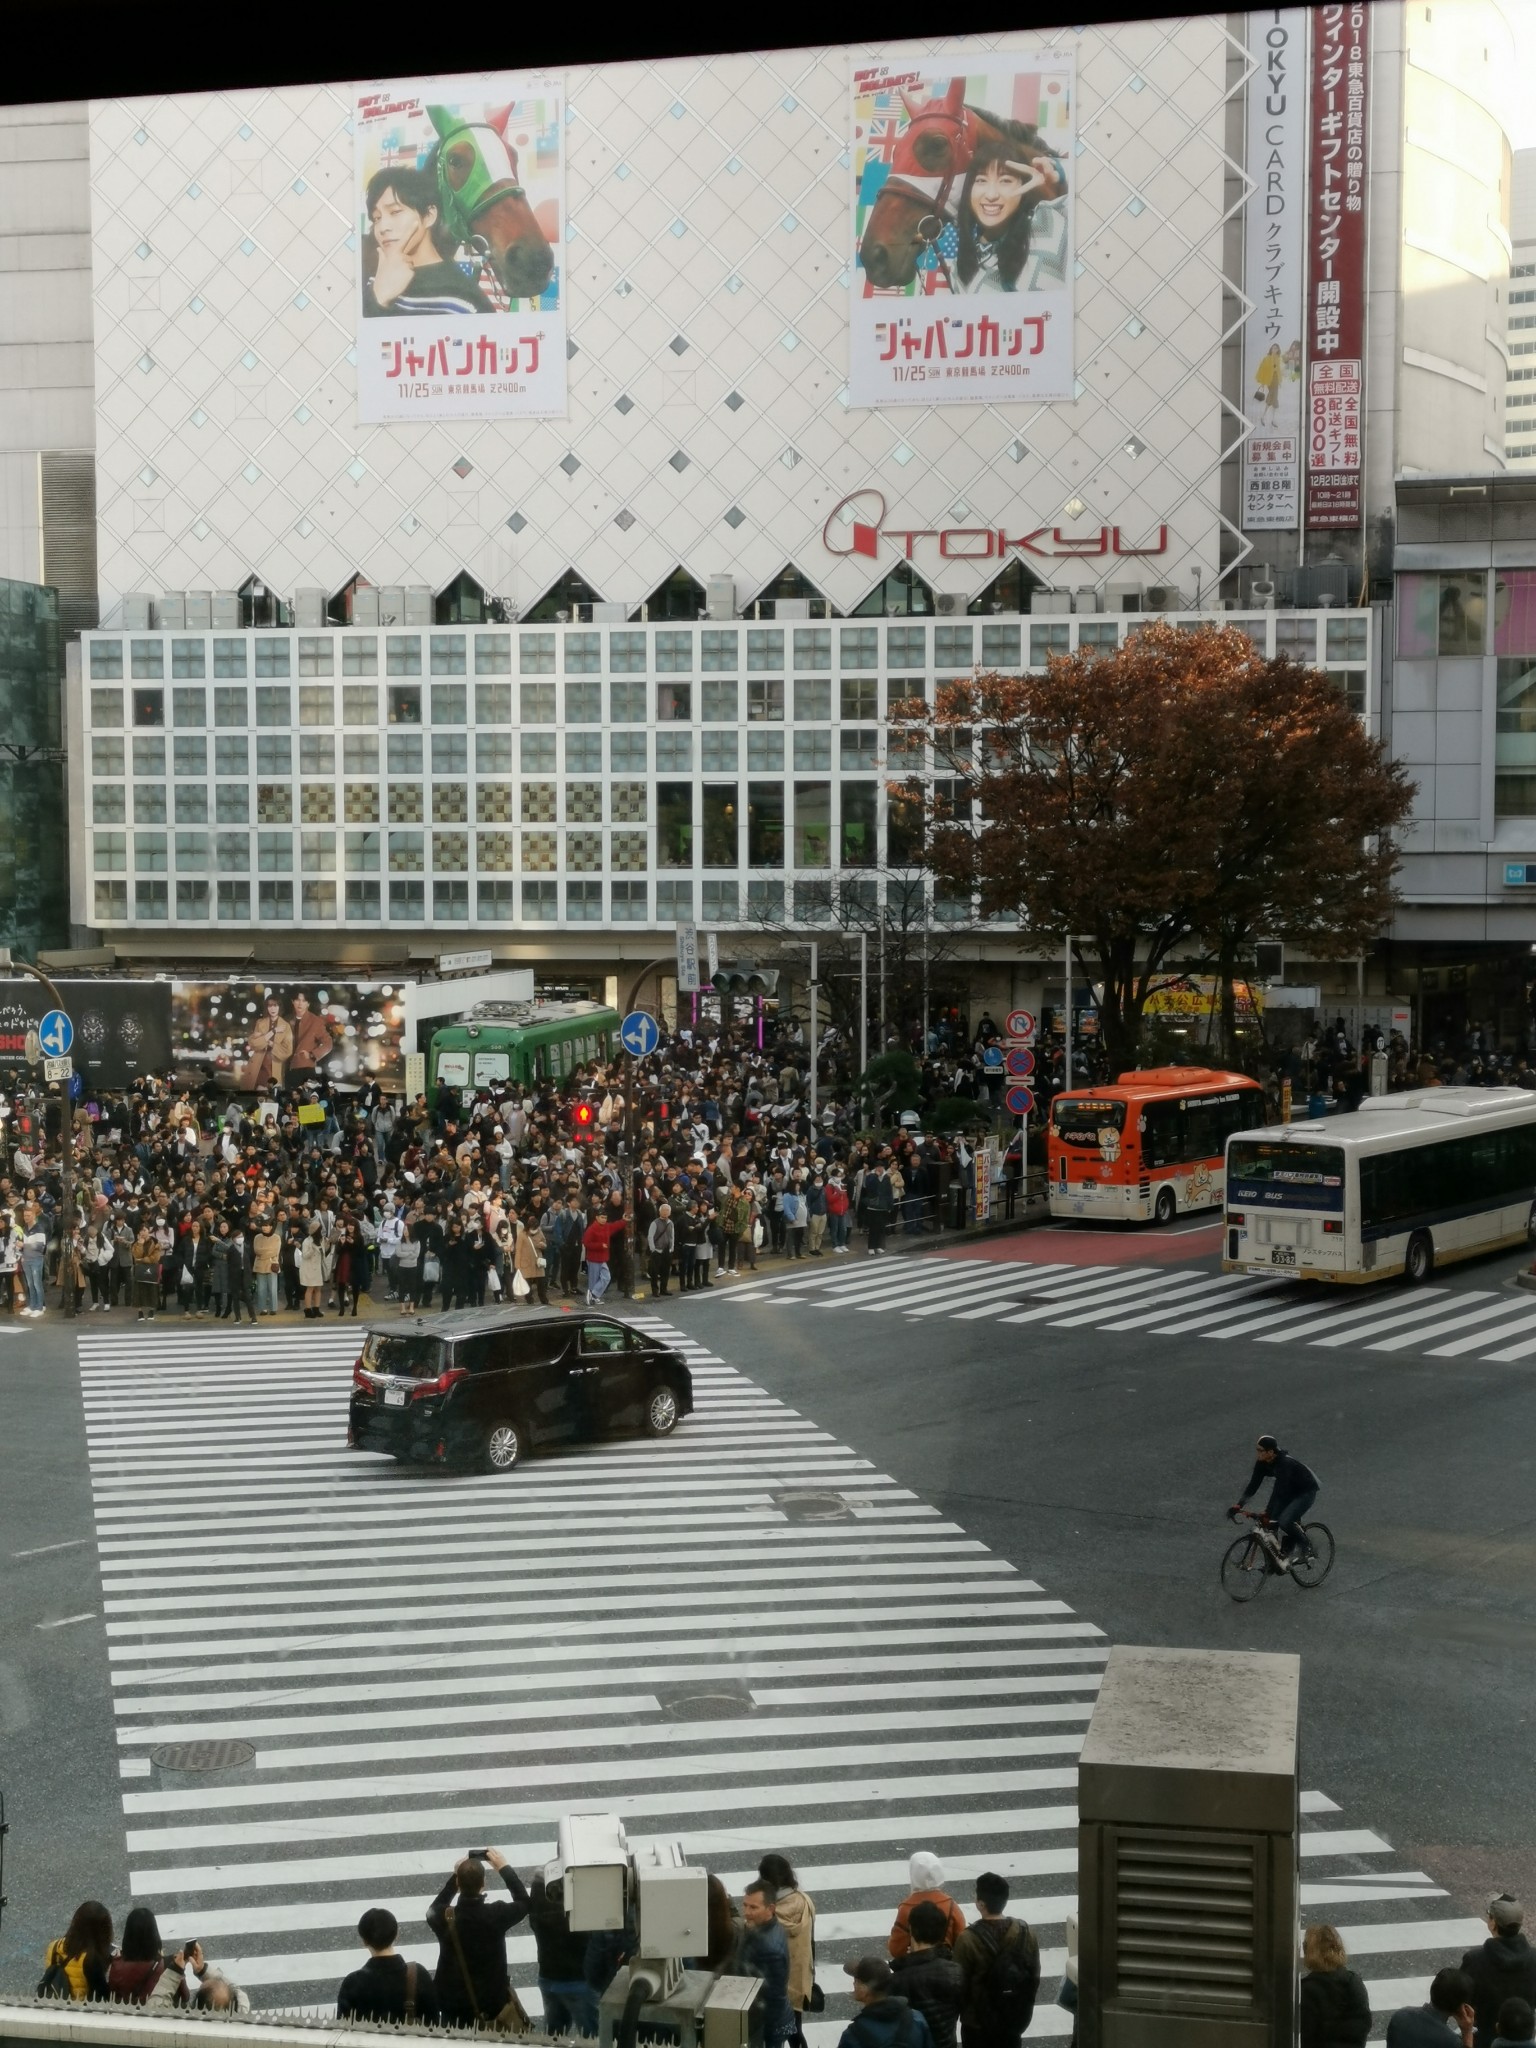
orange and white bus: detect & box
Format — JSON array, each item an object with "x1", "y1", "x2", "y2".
[{"x1": 1048, "y1": 1066, "x2": 1267, "y2": 1225}]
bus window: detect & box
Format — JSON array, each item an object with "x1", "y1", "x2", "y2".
[
  {"x1": 1229, "y1": 1139, "x2": 1344, "y2": 1210},
  {"x1": 1053, "y1": 1099, "x2": 1125, "y2": 1149},
  {"x1": 1142, "y1": 1099, "x2": 1182, "y2": 1169}
]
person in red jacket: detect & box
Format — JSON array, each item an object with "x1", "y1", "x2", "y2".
[{"x1": 582, "y1": 1212, "x2": 614, "y2": 1304}]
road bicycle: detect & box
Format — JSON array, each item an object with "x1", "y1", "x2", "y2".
[{"x1": 1220, "y1": 1507, "x2": 1335, "y2": 1602}]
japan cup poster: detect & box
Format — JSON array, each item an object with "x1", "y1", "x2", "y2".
[
  {"x1": 851, "y1": 54, "x2": 1075, "y2": 408},
  {"x1": 354, "y1": 71, "x2": 565, "y2": 422}
]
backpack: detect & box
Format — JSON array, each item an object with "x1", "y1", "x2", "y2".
[{"x1": 984, "y1": 1924, "x2": 1036, "y2": 2031}]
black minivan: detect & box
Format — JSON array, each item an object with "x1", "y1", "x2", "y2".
[{"x1": 348, "y1": 1307, "x2": 694, "y2": 1472}]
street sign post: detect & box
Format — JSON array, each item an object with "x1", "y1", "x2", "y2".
[
  {"x1": 675, "y1": 922, "x2": 700, "y2": 994},
  {"x1": 1005, "y1": 1048, "x2": 1035, "y2": 1078},
  {"x1": 43, "y1": 1055, "x2": 73, "y2": 1084},
  {"x1": 620, "y1": 1010, "x2": 661, "y2": 1059},
  {"x1": 1004, "y1": 1012, "x2": 1037, "y2": 1199},
  {"x1": 38, "y1": 1009, "x2": 73, "y2": 1059},
  {"x1": 1006, "y1": 1084, "x2": 1034, "y2": 1117},
  {"x1": 1005, "y1": 1008, "x2": 1037, "y2": 1040}
]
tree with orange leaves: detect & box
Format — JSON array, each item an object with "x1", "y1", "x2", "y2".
[{"x1": 903, "y1": 621, "x2": 1414, "y2": 1071}]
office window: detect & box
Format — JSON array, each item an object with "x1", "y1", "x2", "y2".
[
  {"x1": 610, "y1": 680, "x2": 646, "y2": 723},
  {"x1": 345, "y1": 880, "x2": 381, "y2": 919},
  {"x1": 748, "y1": 730, "x2": 784, "y2": 773},
  {"x1": 343, "y1": 636, "x2": 379, "y2": 675},
  {"x1": 132, "y1": 689, "x2": 164, "y2": 728},
  {"x1": 745, "y1": 628, "x2": 783, "y2": 673},
  {"x1": 566, "y1": 732, "x2": 602, "y2": 773},
  {"x1": 655, "y1": 630, "x2": 693, "y2": 673},
  {"x1": 477, "y1": 830, "x2": 513, "y2": 870},
  {"x1": 517, "y1": 632, "x2": 554, "y2": 674},
  {"x1": 302, "y1": 880, "x2": 338, "y2": 919},
  {"x1": 748, "y1": 878, "x2": 784, "y2": 919},
  {"x1": 254, "y1": 686, "x2": 290, "y2": 727},
  {"x1": 887, "y1": 675, "x2": 928, "y2": 717},
  {"x1": 702, "y1": 879, "x2": 738, "y2": 922},
  {"x1": 433, "y1": 830, "x2": 469, "y2": 870},
  {"x1": 887, "y1": 793, "x2": 925, "y2": 864},
  {"x1": 90, "y1": 641, "x2": 124, "y2": 679},
  {"x1": 521, "y1": 732, "x2": 556, "y2": 771},
  {"x1": 217, "y1": 879, "x2": 250, "y2": 918},
  {"x1": 433, "y1": 782, "x2": 468, "y2": 822},
  {"x1": 135, "y1": 879, "x2": 169, "y2": 919},
  {"x1": 565, "y1": 681, "x2": 602, "y2": 723},
  {"x1": 475, "y1": 682, "x2": 512, "y2": 727},
  {"x1": 566, "y1": 782, "x2": 602, "y2": 822},
  {"x1": 131, "y1": 639, "x2": 164, "y2": 679},
  {"x1": 1274, "y1": 616, "x2": 1317, "y2": 660},
  {"x1": 90, "y1": 689, "x2": 123, "y2": 727},
  {"x1": 177, "y1": 835, "x2": 210, "y2": 878},
  {"x1": 389, "y1": 879, "x2": 425, "y2": 919},
  {"x1": 474, "y1": 631, "x2": 511, "y2": 673},
  {"x1": 338, "y1": 685, "x2": 378, "y2": 729},
  {"x1": 839, "y1": 676, "x2": 877, "y2": 721},
  {"x1": 702, "y1": 679, "x2": 738, "y2": 722},
  {"x1": 795, "y1": 782, "x2": 831, "y2": 867},
  {"x1": 609, "y1": 631, "x2": 647, "y2": 672},
  {"x1": 387, "y1": 732, "x2": 424, "y2": 774},
  {"x1": 1398, "y1": 572, "x2": 1486, "y2": 657},
  {"x1": 517, "y1": 879, "x2": 555, "y2": 919},
  {"x1": 794, "y1": 628, "x2": 831, "y2": 669},
  {"x1": 1030, "y1": 623, "x2": 1070, "y2": 664},
  {"x1": 297, "y1": 685, "x2": 331, "y2": 727},
  {"x1": 840, "y1": 729, "x2": 878, "y2": 770},
  {"x1": 212, "y1": 686, "x2": 245, "y2": 728},
  {"x1": 657, "y1": 879, "x2": 693, "y2": 920},
  {"x1": 344, "y1": 734, "x2": 380, "y2": 775},
  {"x1": 388, "y1": 684, "x2": 423, "y2": 725},
  {"x1": 657, "y1": 731, "x2": 692, "y2": 772},
  {"x1": 477, "y1": 731, "x2": 513, "y2": 774},
  {"x1": 302, "y1": 830, "x2": 336, "y2": 872},
  {"x1": 216, "y1": 785, "x2": 250, "y2": 825},
  {"x1": 656, "y1": 782, "x2": 694, "y2": 867},
  {"x1": 794, "y1": 730, "x2": 832, "y2": 771},
  {"x1": 611, "y1": 781, "x2": 647, "y2": 822},
  {"x1": 934, "y1": 775, "x2": 973, "y2": 826},
  {"x1": 133, "y1": 735, "x2": 166, "y2": 776},
  {"x1": 840, "y1": 627, "x2": 878, "y2": 670},
  {"x1": 611, "y1": 829, "x2": 647, "y2": 870},
  {"x1": 935, "y1": 623, "x2": 974, "y2": 668},
  {"x1": 134, "y1": 784, "x2": 167, "y2": 824},
  {"x1": 748, "y1": 678, "x2": 784, "y2": 721},
  {"x1": 611, "y1": 879, "x2": 647, "y2": 921},
  {"x1": 174, "y1": 784, "x2": 208, "y2": 823},
  {"x1": 432, "y1": 733, "x2": 469, "y2": 775},
  {"x1": 748, "y1": 782, "x2": 785, "y2": 866},
  {"x1": 701, "y1": 731, "x2": 738, "y2": 772},
  {"x1": 93, "y1": 737, "x2": 126, "y2": 776},
  {"x1": 256, "y1": 734, "x2": 291, "y2": 775},
  {"x1": 703, "y1": 783, "x2": 738, "y2": 867},
  {"x1": 214, "y1": 735, "x2": 248, "y2": 775},
  {"x1": 298, "y1": 635, "x2": 333, "y2": 675},
  {"x1": 255, "y1": 638, "x2": 290, "y2": 677},
  {"x1": 135, "y1": 831, "x2": 168, "y2": 873},
  {"x1": 434, "y1": 878, "x2": 469, "y2": 918},
  {"x1": 1326, "y1": 670, "x2": 1365, "y2": 716},
  {"x1": 94, "y1": 880, "x2": 127, "y2": 920},
  {"x1": 258, "y1": 832, "x2": 293, "y2": 872},
  {"x1": 790, "y1": 678, "x2": 828, "y2": 723},
  {"x1": 388, "y1": 830, "x2": 425, "y2": 872},
  {"x1": 431, "y1": 684, "x2": 467, "y2": 724},
  {"x1": 213, "y1": 638, "x2": 247, "y2": 678},
  {"x1": 521, "y1": 682, "x2": 556, "y2": 723},
  {"x1": 566, "y1": 880, "x2": 602, "y2": 920},
  {"x1": 981, "y1": 624, "x2": 1022, "y2": 667},
  {"x1": 611, "y1": 731, "x2": 647, "y2": 771},
  {"x1": 300, "y1": 734, "x2": 335, "y2": 775},
  {"x1": 702, "y1": 629, "x2": 738, "y2": 672},
  {"x1": 346, "y1": 829, "x2": 381, "y2": 872},
  {"x1": 94, "y1": 831, "x2": 127, "y2": 871},
  {"x1": 172, "y1": 639, "x2": 207, "y2": 678},
  {"x1": 563, "y1": 631, "x2": 601, "y2": 674},
  {"x1": 176, "y1": 879, "x2": 211, "y2": 919},
  {"x1": 386, "y1": 634, "x2": 422, "y2": 675},
  {"x1": 795, "y1": 879, "x2": 834, "y2": 923},
  {"x1": 430, "y1": 633, "x2": 466, "y2": 674},
  {"x1": 301, "y1": 785, "x2": 336, "y2": 822},
  {"x1": 258, "y1": 880, "x2": 293, "y2": 920},
  {"x1": 1077, "y1": 621, "x2": 1120, "y2": 652},
  {"x1": 93, "y1": 785, "x2": 126, "y2": 824},
  {"x1": 657, "y1": 681, "x2": 692, "y2": 721},
  {"x1": 1326, "y1": 616, "x2": 1368, "y2": 663}
]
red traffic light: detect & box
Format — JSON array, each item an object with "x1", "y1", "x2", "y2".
[{"x1": 573, "y1": 1100, "x2": 595, "y2": 1131}]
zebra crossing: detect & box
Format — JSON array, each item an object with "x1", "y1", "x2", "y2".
[
  {"x1": 78, "y1": 1318, "x2": 1471, "y2": 2037},
  {"x1": 718, "y1": 1252, "x2": 1536, "y2": 1365}
]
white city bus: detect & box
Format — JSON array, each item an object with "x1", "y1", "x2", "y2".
[{"x1": 1222, "y1": 1087, "x2": 1536, "y2": 1284}]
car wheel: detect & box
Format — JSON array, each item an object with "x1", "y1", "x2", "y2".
[
  {"x1": 1404, "y1": 1230, "x2": 1434, "y2": 1284},
  {"x1": 482, "y1": 1418, "x2": 525, "y2": 1473},
  {"x1": 643, "y1": 1383, "x2": 680, "y2": 1437},
  {"x1": 1153, "y1": 1184, "x2": 1177, "y2": 1226}
]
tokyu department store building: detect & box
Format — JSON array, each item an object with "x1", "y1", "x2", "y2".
[{"x1": 10, "y1": 9, "x2": 1517, "y2": 1004}]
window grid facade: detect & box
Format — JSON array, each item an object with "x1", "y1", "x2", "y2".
[{"x1": 79, "y1": 616, "x2": 1372, "y2": 929}]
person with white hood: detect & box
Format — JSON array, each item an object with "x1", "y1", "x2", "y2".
[{"x1": 889, "y1": 1853, "x2": 967, "y2": 1959}]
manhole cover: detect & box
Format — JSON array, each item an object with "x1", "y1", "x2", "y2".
[
  {"x1": 658, "y1": 1679, "x2": 755, "y2": 1722},
  {"x1": 149, "y1": 1740, "x2": 255, "y2": 1772},
  {"x1": 771, "y1": 1488, "x2": 854, "y2": 1523}
]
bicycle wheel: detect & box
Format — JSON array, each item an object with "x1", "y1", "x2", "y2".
[
  {"x1": 1289, "y1": 1522, "x2": 1335, "y2": 1589},
  {"x1": 1220, "y1": 1533, "x2": 1271, "y2": 1602}
]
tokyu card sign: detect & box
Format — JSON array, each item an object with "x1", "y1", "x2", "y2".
[
  {"x1": 355, "y1": 71, "x2": 565, "y2": 421},
  {"x1": 1241, "y1": 9, "x2": 1307, "y2": 530}
]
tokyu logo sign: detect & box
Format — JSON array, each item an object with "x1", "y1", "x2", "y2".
[{"x1": 821, "y1": 490, "x2": 1169, "y2": 563}]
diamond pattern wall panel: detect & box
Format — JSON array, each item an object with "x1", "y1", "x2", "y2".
[{"x1": 89, "y1": 22, "x2": 1244, "y2": 618}]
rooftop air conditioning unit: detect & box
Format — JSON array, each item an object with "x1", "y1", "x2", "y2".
[
  {"x1": 185, "y1": 590, "x2": 212, "y2": 628},
  {"x1": 404, "y1": 585, "x2": 433, "y2": 624},
  {"x1": 352, "y1": 586, "x2": 381, "y2": 626},
  {"x1": 294, "y1": 587, "x2": 326, "y2": 627},
  {"x1": 934, "y1": 592, "x2": 968, "y2": 616},
  {"x1": 592, "y1": 601, "x2": 626, "y2": 623},
  {"x1": 1072, "y1": 589, "x2": 1102, "y2": 613},
  {"x1": 122, "y1": 593, "x2": 152, "y2": 630},
  {"x1": 1033, "y1": 590, "x2": 1072, "y2": 616},
  {"x1": 156, "y1": 593, "x2": 186, "y2": 630},
  {"x1": 378, "y1": 585, "x2": 406, "y2": 624},
  {"x1": 706, "y1": 575, "x2": 737, "y2": 621},
  {"x1": 1294, "y1": 563, "x2": 1351, "y2": 608},
  {"x1": 211, "y1": 591, "x2": 241, "y2": 629},
  {"x1": 1105, "y1": 582, "x2": 1144, "y2": 613},
  {"x1": 1145, "y1": 585, "x2": 1183, "y2": 611}
]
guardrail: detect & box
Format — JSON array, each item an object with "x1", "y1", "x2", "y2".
[{"x1": 0, "y1": 1999, "x2": 556, "y2": 2048}]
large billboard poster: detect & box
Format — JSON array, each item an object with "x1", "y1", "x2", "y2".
[
  {"x1": 0, "y1": 979, "x2": 171, "y2": 1090},
  {"x1": 170, "y1": 982, "x2": 409, "y2": 1093},
  {"x1": 355, "y1": 72, "x2": 564, "y2": 422},
  {"x1": 851, "y1": 54, "x2": 1075, "y2": 408},
  {"x1": 1305, "y1": 3, "x2": 1369, "y2": 528},
  {"x1": 1241, "y1": 9, "x2": 1307, "y2": 530}
]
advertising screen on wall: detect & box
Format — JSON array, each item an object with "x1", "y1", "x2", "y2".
[
  {"x1": 170, "y1": 982, "x2": 409, "y2": 1093},
  {"x1": 851, "y1": 54, "x2": 1075, "y2": 407},
  {"x1": 355, "y1": 71, "x2": 564, "y2": 421},
  {"x1": 0, "y1": 980, "x2": 172, "y2": 1089},
  {"x1": 1305, "y1": 3, "x2": 1369, "y2": 529},
  {"x1": 1241, "y1": 9, "x2": 1307, "y2": 530}
]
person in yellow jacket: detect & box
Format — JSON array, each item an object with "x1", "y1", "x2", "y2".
[
  {"x1": 39, "y1": 1902, "x2": 113, "y2": 2000},
  {"x1": 1253, "y1": 342, "x2": 1284, "y2": 417}
]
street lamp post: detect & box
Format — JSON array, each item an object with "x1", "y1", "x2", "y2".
[{"x1": 0, "y1": 947, "x2": 77, "y2": 1320}]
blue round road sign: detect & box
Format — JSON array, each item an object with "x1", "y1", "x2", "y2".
[
  {"x1": 1006, "y1": 1085, "x2": 1034, "y2": 1116},
  {"x1": 620, "y1": 1010, "x2": 661, "y2": 1058},
  {"x1": 38, "y1": 1009, "x2": 73, "y2": 1058},
  {"x1": 1005, "y1": 1048, "x2": 1035, "y2": 1078}
]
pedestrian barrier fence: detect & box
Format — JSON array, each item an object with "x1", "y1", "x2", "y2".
[{"x1": 0, "y1": 2000, "x2": 566, "y2": 2048}]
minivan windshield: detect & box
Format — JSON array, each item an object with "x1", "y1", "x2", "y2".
[{"x1": 362, "y1": 1332, "x2": 446, "y2": 1379}]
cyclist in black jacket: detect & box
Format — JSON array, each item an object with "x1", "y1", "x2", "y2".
[{"x1": 1230, "y1": 1435, "x2": 1320, "y2": 1567}]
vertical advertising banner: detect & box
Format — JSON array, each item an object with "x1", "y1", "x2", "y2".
[
  {"x1": 1241, "y1": 10, "x2": 1307, "y2": 530},
  {"x1": 1305, "y1": 4, "x2": 1369, "y2": 528},
  {"x1": 355, "y1": 73, "x2": 564, "y2": 422},
  {"x1": 851, "y1": 54, "x2": 1075, "y2": 407}
]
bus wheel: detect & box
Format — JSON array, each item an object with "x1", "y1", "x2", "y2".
[
  {"x1": 1404, "y1": 1231, "x2": 1434, "y2": 1284},
  {"x1": 1153, "y1": 1185, "x2": 1177, "y2": 1226}
]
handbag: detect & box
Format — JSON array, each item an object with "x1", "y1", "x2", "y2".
[
  {"x1": 422, "y1": 1252, "x2": 441, "y2": 1285},
  {"x1": 511, "y1": 1269, "x2": 530, "y2": 1299},
  {"x1": 486, "y1": 1266, "x2": 503, "y2": 1296},
  {"x1": 443, "y1": 1906, "x2": 529, "y2": 2035}
]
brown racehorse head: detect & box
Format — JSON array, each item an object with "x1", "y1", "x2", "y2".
[
  {"x1": 428, "y1": 104, "x2": 555, "y2": 303},
  {"x1": 859, "y1": 81, "x2": 1012, "y2": 291}
]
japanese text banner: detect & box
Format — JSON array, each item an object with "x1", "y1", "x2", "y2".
[
  {"x1": 851, "y1": 54, "x2": 1075, "y2": 407},
  {"x1": 355, "y1": 71, "x2": 564, "y2": 422},
  {"x1": 1241, "y1": 9, "x2": 1307, "y2": 530},
  {"x1": 1305, "y1": 4, "x2": 1369, "y2": 528}
]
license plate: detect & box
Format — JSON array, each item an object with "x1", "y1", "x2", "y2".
[
  {"x1": 1269, "y1": 1246, "x2": 1296, "y2": 1267},
  {"x1": 384, "y1": 1386, "x2": 406, "y2": 1407}
]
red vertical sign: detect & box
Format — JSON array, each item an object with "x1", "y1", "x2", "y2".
[{"x1": 1305, "y1": 2, "x2": 1369, "y2": 528}]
